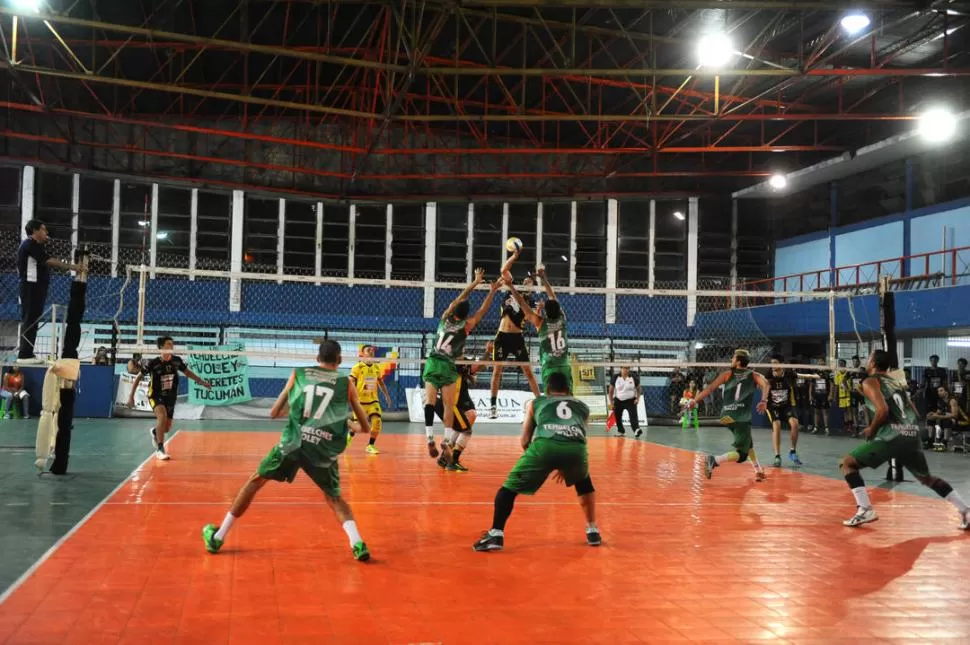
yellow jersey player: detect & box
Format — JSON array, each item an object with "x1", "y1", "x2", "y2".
[{"x1": 348, "y1": 344, "x2": 392, "y2": 455}]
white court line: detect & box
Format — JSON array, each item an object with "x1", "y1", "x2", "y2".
[{"x1": 0, "y1": 430, "x2": 181, "y2": 607}]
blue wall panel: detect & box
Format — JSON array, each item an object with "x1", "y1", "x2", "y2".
[{"x1": 773, "y1": 238, "x2": 830, "y2": 290}]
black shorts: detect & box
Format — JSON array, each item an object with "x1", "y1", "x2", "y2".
[
  {"x1": 811, "y1": 395, "x2": 830, "y2": 410},
  {"x1": 766, "y1": 405, "x2": 795, "y2": 423},
  {"x1": 150, "y1": 397, "x2": 176, "y2": 418},
  {"x1": 434, "y1": 396, "x2": 476, "y2": 432},
  {"x1": 493, "y1": 332, "x2": 529, "y2": 362}
]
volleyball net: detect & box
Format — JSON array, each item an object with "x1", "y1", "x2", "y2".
[{"x1": 75, "y1": 262, "x2": 881, "y2": 421}]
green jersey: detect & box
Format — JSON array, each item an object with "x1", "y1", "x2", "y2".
[
  {"x1": 721, "y1": 368, "x2": 757, "y2": 424},
  {"x1": 531, "y1": 395, "x2": 589, "y2": 443},
  {"x1": 539, "y1": 313, "x2": 569, "y2": 371},
  {"x1": 430, "y1": 318, "x2": 468, "y2": 363},
  {"x1": 278, "y1": 367, "x2": 350, "y2": 458},
  {"x1": 864, "y1": 374, "x2": 920, "y2": 440}
]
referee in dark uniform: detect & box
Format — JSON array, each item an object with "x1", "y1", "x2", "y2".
[{"x1": 17, "y1": 220, "x2": 79, "y2": 364}]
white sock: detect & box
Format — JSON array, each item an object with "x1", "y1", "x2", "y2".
[
  {"x1": 488, "y1": 528, "x2": 504, "y2": 537},
  {"x1": 214, "y1": 512, "x2": 235, "y2": 541},
  {"x1": 585, "y1": 523, "x2": 597, "y2": 533},
  {"x1": 455, "y1": 432, "x2": 471, "y2": 450},
  {"x1": 425, "y1": 426, "x2": 434, "y2": 441},
  {"x1": 714, "y1": 454, "x2": 730, "y2": 465},
  {"x1": 749, "y1": 457, "x2": 762, "y2": 472},
  {"x1": 945, "y1": 491, "x2": 969, "y2": 514},
  {"x1": 444, "y1": 428, "x2": 457, "y2": 444},
  {"x1": 851, "y1": 486, "x2": 872, "y2": 510},
  {"x1": 342, "y1": 520, "x2": 363, "y2": 547}
]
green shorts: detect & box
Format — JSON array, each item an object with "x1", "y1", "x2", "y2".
[
  {"x1": 541, "y1": 365, "x2": 573, "y2": 393},
  {"x1": 727, "y1": 422, "x2": 753, "y2": 455},
  {"x1": 257, "y1": 444, "x2": 341, "y2": 497},
  {"x1": 423, "y1": 355, "x2": 458, "y2": 389},
  {"x1": 503, "y1": 439, "x2": 588, "y2": 495},
  {"x1": 849, "y1": 434, "x2": 929, "y2": 478}
]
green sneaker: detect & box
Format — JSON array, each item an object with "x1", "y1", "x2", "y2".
[
  {"x1": 772, "y1": 455, "x2": 782, "y2": 468},
  {"x1": 352, "y1": 541, "x2": 371, "y2": 562},
  {"x1": 202, "y1": 524, "x2": 223, "y2": 554},
  {"x1": 447, "y1": 461, "x2": 469, "y2": 472}
]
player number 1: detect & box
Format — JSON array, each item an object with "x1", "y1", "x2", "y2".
[
  {"x1": 734, "y1": 382, "x2": 742, "y2": 401},
  {"x1": 892, "y1": 392, "x2": 906, "y2": 413},
  {"x1": 302, "y1": 385, "x2": 335, "y2": 420}
]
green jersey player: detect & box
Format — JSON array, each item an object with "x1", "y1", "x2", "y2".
[
  {"x1": 840, "y1": 349, "x2": 970, "y2": 529},
  {"x1": 202, "y1": 340, "x2": 375, "y2": 561},
  {"x1": 687, "y1": 349, "x2": 770, "y2": 482},
  {"x1": 473, "y1": 371, "x2": 601, "y2": 552},
  {"x1": 503, "y1": 265, "x2": 572, "y2": 393},
  {"x1": 422, "y1": 268, "x2": 501, "y2": 460}
]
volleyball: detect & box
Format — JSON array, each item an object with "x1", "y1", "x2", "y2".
[{"x1": 505, "y1": 237, "x2": 523, "y2": 253}]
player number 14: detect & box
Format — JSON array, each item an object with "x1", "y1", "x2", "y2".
[
  {"x1": 302, "y1": 385, "x2": 335, "y2": 420},
  {"x1": 436, "y1": 332, "x2": 454, "y2": 355}
]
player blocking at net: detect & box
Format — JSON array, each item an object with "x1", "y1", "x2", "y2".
[
  {"x1": 202, "y1": 340, "x2": 374, "y2": 560},
  {"x1": 473, "y1": 371, "x2": 600, "y2": 552},
  {"x1": 502, "y1": 265, "x2": 571, "y2": 393},
  {"x1": 423, "y1": 268, "x2": 501, "y2": 459},
  {"x1": 686, "y1": 349, "x2": 769, "y2": 482},
  {"x1": 127, "y1": 336, "x2": 212, "y2": 461},
  {"x1": 434, "y1": 341, "x2": 491, "y2": 472},
  {"x1": 839, "y1": 349, "x2": 970, "y2": 529}
]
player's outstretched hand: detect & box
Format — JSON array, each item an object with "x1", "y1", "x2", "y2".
[
  {"x1": 490, "y1": 277, "x2": 503, "y2": 292},
  {"x1": 473, "y1": 267, "x2": 485, "y2": 283},
  {"x1": 536, "y1": 265, "x2": 546, "y2": 279},
  {"x1": 756, "y1": 401, "x2": 767, "y2": 414}
]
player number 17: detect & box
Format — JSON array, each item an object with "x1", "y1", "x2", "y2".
[{"x1": 302, "y1": 385, "x2": 335, "y2": 420}]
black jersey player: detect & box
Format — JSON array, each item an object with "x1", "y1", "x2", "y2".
[
  {"x1": 765, "y1": 356, "x2": 802, "y2": 468},
  {"x1": 128, "y1": 336, "x2": 211, "y2": 460}
]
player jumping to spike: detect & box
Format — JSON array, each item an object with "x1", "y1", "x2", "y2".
[
  {"x1": 128, "y1": 335, "x2": 211, "y2": 461},
  {"x1": 502, "y1": 265, "x2": 571, "y2": 393},
  {"x1": 489, "y1": 250, "x2": 540, "y2": 418},
  {"x1": 840, "y1": 349, "x2": 970, "y2": 529},
  {"x1": 473, "y1": 371, "x2": 600, "y2": 552},
  {"x1": 765, "y1": 355, "x2": 803, "y2": 468},
  {"x1": 687, "y1": 349, "x2": 770, "y2": 482},
  {"x1": 347, "y1": 344, "x2": 392, "y2": 455},
  {"x1": 202, "y1": 340, "x2": 375, "y2": 560},
  {"x1": 423, "y1": 268, "x2": 501, "y2": 459}
]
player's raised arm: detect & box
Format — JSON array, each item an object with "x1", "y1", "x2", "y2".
[
  {"x1": 860, "y1": 377, "x2": 888, "y2": 439},
  {"x1": 691, "y1": 369, "x2": 732, "y2": 407},
  {"x1": 503, "y1": 276, "x2": 541, "y2": 328},
  {"x1": 269, "y1": 370, "x2": 297, "y2": 419},
  {"x1": 348, "y1": 381, "x2": 372, "y2": 435},
  {"x1": 536, "y1": 265, "x2": 557, "y2": 301},
  {"x1": 519, "y1": 399, "x2": 537, "y2": 451},
  {"x1": 465, "y1": 277, "x2": 502, "y2": 332},
  {"x1": 500, "y1": 248, "x2": 520, "y2": 277},
  {"x1": 442, "y1": 268, "x2": 485, "y2": 320}
]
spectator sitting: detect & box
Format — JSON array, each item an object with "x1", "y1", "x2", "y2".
[
  {"x1": 94, "y1": 346, "x2": 111, "y2": 365},
  {"x1": 1, "y1": 366, "x2": 30, "y2": 419},
  {"x1": 927, "y1": 386, "x2": 970, "y2": 452}
]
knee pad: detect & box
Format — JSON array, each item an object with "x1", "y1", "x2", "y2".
[
  {"x1": 369, "y1": 415, "x2": 382, "y2": 437},
  {"x1": 575, "y1": 476, "x2": 595, "y2": 496}
]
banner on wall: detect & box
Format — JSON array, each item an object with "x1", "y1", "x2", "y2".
[
  {"x1": 406, "y1": 388, "x2": 536, "y2": 424},
  {"x1": 115, "y1": 372, "x2": 152, "y2": 412},
  {"x1": 187, "y1": 342, "x2": 252, "y2": 406}
]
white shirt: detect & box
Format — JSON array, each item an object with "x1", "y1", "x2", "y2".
[{"x1": 613, "y1": 375, "x2": 638, "y2": 401}]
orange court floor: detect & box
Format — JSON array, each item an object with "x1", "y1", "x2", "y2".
[{"x1": 1, "y1": 429, "x2": 970, "y2": 645}]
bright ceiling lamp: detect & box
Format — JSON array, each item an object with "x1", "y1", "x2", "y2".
[
  {"x1": 918, "y1": 107, "x2": 958, "y2": 143},
  {"x1": 840, "y1": 13, "x2": 870, "y2": 35},
  {"x1": 769, "y1": 174, "x2": 788, "y2": 191},
  {"x1": 696, "y1": 34, "x2": 735, "y2": 69},
  {"x1": 673, "y1": 211, "x2": 685, "y2": 221},
  {"x1": 10, "y1": 0, "x2": 41, "y2": 12}
]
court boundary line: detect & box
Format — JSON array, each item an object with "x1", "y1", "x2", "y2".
[{"x1": 0, "y1": 430, "x2": 182, "y2": 607}]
